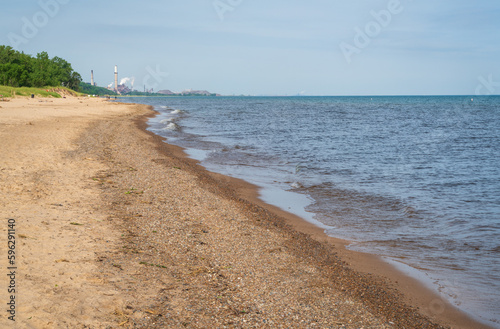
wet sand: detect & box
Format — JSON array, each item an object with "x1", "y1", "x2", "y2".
[{"x1": 0, "y1": 96, "x2": 493, "y2": 328}]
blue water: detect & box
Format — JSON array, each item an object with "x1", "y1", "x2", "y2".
[{"x1": 119, "y1": 96, "x2": 500, "y2": 327}]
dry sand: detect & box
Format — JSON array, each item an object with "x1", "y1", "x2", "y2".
[{"x1": 0, "y1": 96, "x2": 493, "y2": 328}]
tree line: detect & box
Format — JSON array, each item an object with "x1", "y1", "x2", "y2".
[
  {"x1": 79, "y1": 82, "x2": 117, "y2": 96},
  {"x1": 0, "y1": 45, "x2": 82, "y2": 91}
]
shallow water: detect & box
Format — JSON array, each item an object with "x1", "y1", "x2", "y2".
[{"x1": 119, "y1": 96, "x2": 500, "y2": 327}]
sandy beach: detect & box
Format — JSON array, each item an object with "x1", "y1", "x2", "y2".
[{"x1": 0, "y1": 96, "x2": 493, "y2": 328}]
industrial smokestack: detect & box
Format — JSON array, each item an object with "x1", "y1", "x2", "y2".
[
  {"x1": 91, "y1": 70, "x2": 94, "y2": 86},
  {"x1": 114, "y1": 65, "x2": 118, "y2": 93}
]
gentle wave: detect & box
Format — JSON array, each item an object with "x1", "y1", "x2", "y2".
[
  {"x1": 118, "y1": 96, "x2": 500, "y2": 328},
  {"x1": 163, "y1": 122, "x2": 181, "y2": 131}
]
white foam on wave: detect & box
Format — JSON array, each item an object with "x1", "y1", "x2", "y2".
[
  {"x1": 291, "y1": 181, "x2": 304, "y2": 189},
  {"x1": 159, "y1": 118, "x2": 175, "y2": 124},
  {"x1": 163, "y1": 122, "x2": 180, "y2": 131}
]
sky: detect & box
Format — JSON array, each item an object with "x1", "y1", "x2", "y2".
[{"x1": 1, "y1": 0, "x2": 499, "y2": 96}]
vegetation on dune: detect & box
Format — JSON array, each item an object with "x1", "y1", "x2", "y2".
[
  {"x1": 0, "y1": 45, "x2": 82, "y2": 91},
  {"x1": 0, "y1": 85, "x2": 81, "y2": 98}
]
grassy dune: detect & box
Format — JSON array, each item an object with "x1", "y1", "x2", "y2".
[{"x1": 0, "y1": 86, "x2": 82, "y2": 98}]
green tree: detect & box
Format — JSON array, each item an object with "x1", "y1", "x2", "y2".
[
  {"x1": 0, "y1": 45, "x2": 82, "y2": 91},
  {"x1": 68, "y1": 71, "x2": 82, "y2": 91}
]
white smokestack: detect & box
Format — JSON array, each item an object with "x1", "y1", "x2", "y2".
[{"x1": 114, "y1": 65, "x2": 118, "y2": 93}]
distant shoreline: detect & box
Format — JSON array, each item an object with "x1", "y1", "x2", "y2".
[{"x1": 115, "y1": 94, "x2": 498, "y2": 97}]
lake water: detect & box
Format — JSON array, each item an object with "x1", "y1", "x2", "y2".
[{"x1": 120, "y1": 96, "x2": 500, "y2": 327}]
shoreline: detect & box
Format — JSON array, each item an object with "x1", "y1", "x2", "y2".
[
  {"x1": 135, "y1": 107, "x2": 495, "y2": 329},
  {"x1": 0, "y1": 96, "x2": 493, "y2": 328}
]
